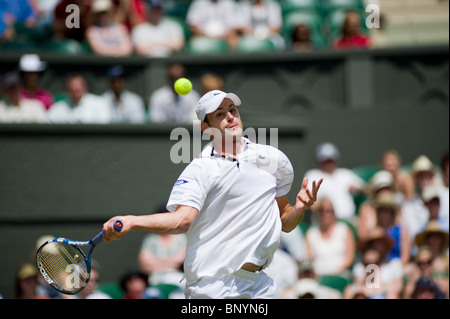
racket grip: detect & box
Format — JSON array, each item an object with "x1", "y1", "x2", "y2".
[{"x1": 92, "y1": 220, "x2": 123, "y2": 246}]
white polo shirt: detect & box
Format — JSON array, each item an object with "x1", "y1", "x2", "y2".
[{"x1": 167, "y1": 138, "x2": 294, "y2": 283}]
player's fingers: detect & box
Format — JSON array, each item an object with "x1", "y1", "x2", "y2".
[{"x1": 302, "y1": 177, "x2": 308, "y2": 189}]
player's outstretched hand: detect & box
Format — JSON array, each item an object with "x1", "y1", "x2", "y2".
[{"x1": 295, "y1": 177, "x2": 323, "y2": 212}]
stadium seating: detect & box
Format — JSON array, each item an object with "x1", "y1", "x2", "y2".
[
  {"x1": 322, "y1": 0, "x2": 364, "y2": 12},
  {"x1": 163, "y1": 0, "x2": 192, "y2": 19},
  {"x1": 318, "y1": 274, "x2": 351, "y2": 293},
  {"x1": 281, "y1": 0, "x2": 322, "y2": 14},
  {"x1": 184, "y1": 37, "x2": 229, "y2": 55},
  {"x1": 38, "y1": 39, "x2": 85, "y2": 55},
  {"x1": 236, "y1": 35, "x2": 277, "y2": 53}
]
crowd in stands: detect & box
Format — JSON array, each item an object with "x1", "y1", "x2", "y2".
[
  {"x1": 7, "y1": 144, "x2": 449, "y2": 299},
  {"x1": 0, "y1": 53, "x2": 211, "y2": 124},
  {"x1": 1, "y1": 0, "x2": 375, "y2": 55}
]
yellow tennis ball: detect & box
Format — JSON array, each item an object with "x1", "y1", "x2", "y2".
[{"x1": 174, "y1": 78, "x2": 192, "y2": 95}]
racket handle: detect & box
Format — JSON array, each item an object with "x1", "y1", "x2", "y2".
[
  {"x1": 113, "y1": 220, "x2": 123, "y2": 232},
  {"x1": 92, "y1": 219, "x2": 123, "y2": 246}
]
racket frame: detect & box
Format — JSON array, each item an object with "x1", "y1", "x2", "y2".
[{"x1": 36, "y1": 220, "x2": 122, "y2": 295}]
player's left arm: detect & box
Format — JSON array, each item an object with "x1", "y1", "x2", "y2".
[{"x1": 277, "y1": 177, "x2": 323, "y2": 233}]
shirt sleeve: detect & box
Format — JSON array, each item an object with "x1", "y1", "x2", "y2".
[
  {"x1": 275, "y1": 149, "x2": 294, "y2": 197},
  {"x1": 166, "y1": 159, "x2": 212, "y2": 212}
]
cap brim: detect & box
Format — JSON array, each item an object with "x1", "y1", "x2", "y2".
[{"x1": 199, "y1": 92, "x2": 242, "y2": 121}]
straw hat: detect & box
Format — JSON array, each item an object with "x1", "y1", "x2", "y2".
[
  {"x1": 414, "y1": 220, "x2": 449, "y2": 249},
  {"x1": 372, "y1": 191, "x2": 399, "y2": 213},
  {"x1": 358, "y1": 226, "x2": 395, "y2": 254},
  {"x1": 411, "y1": 155, "x2": 435, "y2": 176}
]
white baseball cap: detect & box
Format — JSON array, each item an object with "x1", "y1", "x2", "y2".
[
  {"x1": 315, "y1": 142, "x2": 340, "y2": 162},
  {"x1": 196, "y1": 90, "x2": 241, "y2": 121},
  {"x1": 19, "y1": 54, "x2": 47, "y2": 72}
]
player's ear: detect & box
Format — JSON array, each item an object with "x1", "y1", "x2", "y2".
[{"x1": 200, "y1": 120, "x2": 209, "y2": 133}]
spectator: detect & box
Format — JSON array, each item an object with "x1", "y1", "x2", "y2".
[
  {"x1": 332, "y1": 11, "x2": 371, "y2": 50},
  {"x1": 148, "y1": 63, "x2": 200, "y2": 124},
  {"x1": 403, "y1": 246, "x2": 445, "y2": 299},
  {"x1": 127, "y1": 0, "x2": 148, "y2": 29},
  {"x1": 102, "y1": 65, "x2": 146, "y2": 123},
  {"x1": 345, "y1": 227, "x2": 403, "y2": 299},
  {"x1": 138, "y1": 204, "x2": 187, "y2": 288},
  {"x1": 47, "y1": 73, "x2": 111, "y2": 123},
  {"x1": 235, "y1": 0, "x2": 285, "y2": 50},
  {"x1": 28, "y1": 0, "x2": 61, "y2": 38},
  {"x1": 18, "y1": 53, "x2": 55, "y2": 110},
  {"x1": 131, "y1": 0, "x2": 185, "y2": 57},
  {"x1": 420, "y1": 185, "x2": 449, "y2": 234},
  {"x1": 138, "y1": 232, "x2": 187, "y2": 288},
  {"x1": 0, "y1": 71, "x2": 47, "y2": 123},
  {"x1": 381, "y1": 149, "x2": 415, "y2": 202},
  {"x1": 282, "y1": 260, "x2": 342, "y2": 299},
  {"x1": 0, "y1": 2, "x2": 14, "y2": 41},
  {"x1": 357, "y1": 170, "x2": 397, "y2": 242},
  {"x1": 200, "y1": 73, "x2": 224, "y2": 95},
  {"x1": 304, "y1": 142, "x2": 365, "y2": 223},
  {"x1": 372, "y1": 192, "x2": 411, "y2": 265},
  {"x1": 414, "y1": 220, "x2": 449, "y2": 298},
  {"x1": 14, "y1": 263, "x2": 50, "y2": 299},
  {"x1": 53, "y1": 0, "x2": 93, "y2": 42},
  {"x1": 85, "y1": 0, "x2": 133, "y2": 56},
  {"x1": 76, "y1": 261, "x2": 111, "y2": 299},
  {"x1": 119, "y1": 267, "x2": 162, "y2": 299},
  {"x1": 0, "y1": 0, "x2": 38, "y2": 30},
  {"x1": 291, "y1": 23, "x2": 317, "y2": 52},
  {"x1": 305, "y1": 198, "x2": 356, "y2": 278},
  {"x1": 264, "y1": 247, "x2": 299, "y2": 298},
  {"x1": 402, "y1": 155, "x2": 444, "y2": 243},
  {"x1": 186, "y1": 0, "x2": 239, "y2": 50},
  {"x1": 411, "y1": 276, "x2": 445, "y2": 299}
]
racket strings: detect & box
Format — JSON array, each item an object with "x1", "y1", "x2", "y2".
[{"x1": 37, "y1": 241, "x2": 88, "y2": 293}]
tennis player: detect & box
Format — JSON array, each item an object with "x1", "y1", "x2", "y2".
[{"x1": 103, "y1": 90, "x2": 323, "y2": 299}]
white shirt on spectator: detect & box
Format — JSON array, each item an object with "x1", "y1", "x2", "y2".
[
  {"x1": 149, "y1": 85, "x2": 200, "y2": 123},
  {"x1": 304, "y1": 168, "x2": 365, "y2": 219},
  {"x1": 47, "y1": 93, "x2": 111, "y2": 124},
  {"x1": 0, "y1": 99, "x2": 47, "y2": 123},
  {"x1": 186, "y1": 0, "x2": 237, "y2": 38},
  {"x1": 102, "y1": 89, "x2": 146, "y2": 123},
  {"x1": 131, "y1": 18, "x2": 184, "y2": 57},
  {"x1": 235, "y1": 0, "x2": 282, "y2": 39}
]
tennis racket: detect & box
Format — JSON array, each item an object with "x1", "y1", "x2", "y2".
[{"x1": 36, "y1": 220, "x2": 123, "y2": 295}]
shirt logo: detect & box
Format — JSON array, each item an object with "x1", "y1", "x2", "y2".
[{"x1": 174, "y1": 179, "x2": 189, "y2": 186}]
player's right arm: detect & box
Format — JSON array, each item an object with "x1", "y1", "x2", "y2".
[{"x1": 102, "y1": 205, "x2": 198, "y2": 243}]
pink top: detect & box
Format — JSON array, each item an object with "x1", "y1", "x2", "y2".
[{"x1": 20, "y1": 88, "x2": 54, "y2": 110}]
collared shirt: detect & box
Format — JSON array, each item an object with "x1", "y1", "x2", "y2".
[
  {"x1": 167, "y1": 138, "x2": 294, "y2": 283},
  {"x1": 102, "y1": 89, "x2": 146, "y2": 123},
  {"x1": 47, "y1": 93, "x2": 111, "y2": 124}
]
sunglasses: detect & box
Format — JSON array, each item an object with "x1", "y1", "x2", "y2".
[{"x1": 417, "y1": 259, "x2": 433, "y2": 267}]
